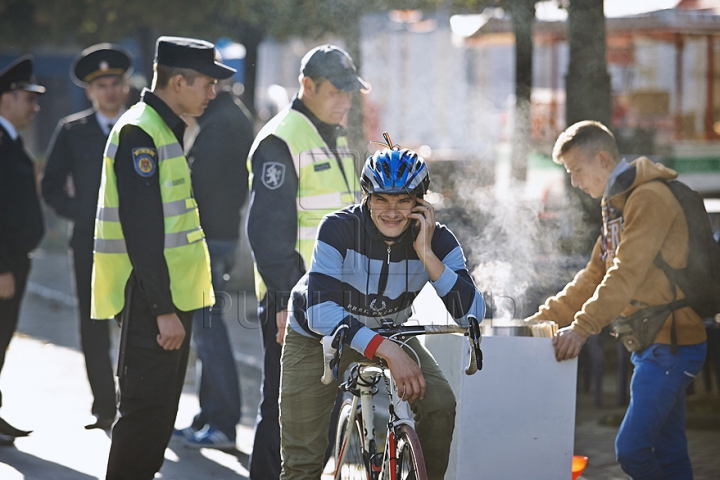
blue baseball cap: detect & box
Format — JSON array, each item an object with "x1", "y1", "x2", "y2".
[{"x1": 300, "y1": 44, "x2": 370, "y2": 92}]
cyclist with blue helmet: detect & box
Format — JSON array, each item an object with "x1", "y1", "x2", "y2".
[{"x1": 279, "y1": 133, "x2": 485, "y2": 480}]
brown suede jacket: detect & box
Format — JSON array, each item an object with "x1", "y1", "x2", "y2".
[{"x1": 527, "y1": 157, "x2": 707, "y2": 346}]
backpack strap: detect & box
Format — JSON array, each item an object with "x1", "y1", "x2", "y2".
[
  {"x1": 652, "y1": 252, "x2": 677, "y2": 284},
  {"x1": 623, "y1": 182, "x2": 684, "y2": 353},
  {"x1": 656, "y1": 252, "x2": 682, "y2": 354}
]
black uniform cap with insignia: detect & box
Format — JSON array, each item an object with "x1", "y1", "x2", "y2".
[
  {"x1": 71, "y1": 43, "x2": 133, "y2": 87},
  {"x1": 155, "y1": 36, "x2": 235, "y2": 80},
  {"x1": 0, "y1": 55, "x2": 46, "y2": 96}
]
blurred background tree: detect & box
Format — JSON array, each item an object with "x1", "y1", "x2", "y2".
[
  {"x1": 0, "y1": 0, "x2": 612, "y2": 208},
  {"x1": 452, "y1": 0, "x2": 538, "y2": 182},
  {"x1": 0, "y1": 0, "x2": 444, "y2": 157},
  {"x1": 0, "y1": 0, "x2": 269, "y2": 113},
  {"x1": 565, "y1": 0, "x2": 610, "y2": 252}
]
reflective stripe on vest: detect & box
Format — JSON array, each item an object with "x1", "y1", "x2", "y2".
[
  {"x1": 247, "y1": 106, "x2": 361, "y2": 299},
  {"x1": 91, "y1": 102, "x2": 214, "y2": 319},
  {"x1": 95, "y1": 198, "x2": 199, "y2": 238}
]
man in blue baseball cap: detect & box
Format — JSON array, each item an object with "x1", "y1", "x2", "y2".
[
  {"x1": 246, "y1": 43, "x2": 369, "y2": 480},
  {"x1": 92, "y1": 36, "x2": 234, "y2": 479}
]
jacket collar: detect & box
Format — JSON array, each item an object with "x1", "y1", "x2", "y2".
[
  {"x1": 604, "y1": 156, "x2": 679, "y2": 203},
  {"x1": 291, "y1": 95, "x2": 346, "y2": 149},
  {"x1": 141, "y1": 89, "x2": 186, "y2": 147},
  {"x1": 0, "y1": 115, "x2": 18, "y2": 140}
]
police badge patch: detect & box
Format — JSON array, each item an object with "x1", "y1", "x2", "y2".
[
  {"x1": 132, "y1": 147, "x2": 157, "y2": 177},
  {"x1": 261, "y1": 162, "x2": 285, "y2": 190}
]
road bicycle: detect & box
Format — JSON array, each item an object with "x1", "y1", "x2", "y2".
[{"x1": 321, "y1": 317, "x2": 482, "y2": 480}]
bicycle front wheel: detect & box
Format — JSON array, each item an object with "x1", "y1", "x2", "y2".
[
  {"x1": 334, "y1": 400, "x2": 370, "y2": 480},
  {"x1": 395, "y1": 425, "x2": 428, "y2": 480}
]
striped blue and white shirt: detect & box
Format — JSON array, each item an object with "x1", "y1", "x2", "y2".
[{"x1": 289, "y1": 204, "x2": 485, "y2": 358}]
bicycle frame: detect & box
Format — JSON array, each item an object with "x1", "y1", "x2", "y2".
[
  {"x1": 328, "y1": 318, "x2": 482, "y2": 480},
  {"x1": 334, "y1": 363, "x2": 415, "y2": 480}
]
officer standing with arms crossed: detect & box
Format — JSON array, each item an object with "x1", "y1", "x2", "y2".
[
  {"x1": 42, "y1": 44, "x2": 133, "y2": 431},
  {"x1": 246, "y1": 44, "x2": 368, "y2": 480},
  {"x1": 90, "y1": 36, "x2": 234, "y2": 479},
  {"x1": 0, "y1": 55, "x2": 45, "y2": 446}
]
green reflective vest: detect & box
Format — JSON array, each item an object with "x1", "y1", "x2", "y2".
[
  {"x1": 248, "y1": 106, "x2": 361, "y2": 299},
  {"x1": 91, "y1": 102, "x2": 214, "y2": 320}
]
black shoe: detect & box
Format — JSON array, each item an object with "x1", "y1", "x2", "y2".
[
  {"x1": 0, "y1": 416, "x2": 31, "y2": 437},
  {"x1": 85, "y1": 416, "x2": 115, "y2": 430}
]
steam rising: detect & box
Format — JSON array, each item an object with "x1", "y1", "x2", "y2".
[{"x1": 438, "y1": 164, "x2": 591, "y2": 319}]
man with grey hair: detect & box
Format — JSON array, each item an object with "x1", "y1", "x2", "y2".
[{"x1": 526, "y1": 120, "x2": 707, "y2": 478}]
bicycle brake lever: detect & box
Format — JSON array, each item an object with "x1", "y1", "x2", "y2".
[
  {"x1": 332, "y1": 341, "x2": 343, "y2": 381},
  {"x1": 464, "y1": 316, "x2": 483, "y2": 375},
  {"x1": 321, "y1": 325, "x2": 347, "y2": 385}
]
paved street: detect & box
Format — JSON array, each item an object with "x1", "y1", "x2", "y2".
[
  {"x1": 0, "y1": 250, "x2": 718, "y2": 479},
  {"x1": 0, "y1": 249, "x2": 261, "y2": 479}
]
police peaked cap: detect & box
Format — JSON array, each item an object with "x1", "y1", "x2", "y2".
[
  {"x1": 72, "y1": 43, "x2": 133, "y2": 87},
  {"x1": 154, "y1": 36, "x2": 235, "y2": 79},
  {"x1": 0, "y1": 55, "x2": 46, "y2": 95}
]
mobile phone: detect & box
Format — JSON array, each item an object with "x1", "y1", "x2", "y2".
[
  {"x1": 411, "y1": 219, "x2": 420, "y2": 239},
  {"x1": 411, "y1": 195, "x2": 424, "y2": 239}
]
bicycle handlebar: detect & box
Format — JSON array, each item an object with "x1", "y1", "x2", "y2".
[{"x1": 320, "y1": 317, "x2": 483, "y2": 385}]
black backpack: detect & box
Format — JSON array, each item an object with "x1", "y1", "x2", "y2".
[{"x1": 653, "y1": 180, "x2": 720, "y2": 319}]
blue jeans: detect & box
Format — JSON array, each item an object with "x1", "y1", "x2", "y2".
[
  {"x1": 191, "y1": 239, "x2": 241, "y2": 439},
  {"x1": 615, "y1": 343, "x2": 707, "y2": 479}
]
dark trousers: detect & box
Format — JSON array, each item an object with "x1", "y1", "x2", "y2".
[
  {"x1": 72, "y1": 239, "x2": 116, "y2": 419},
  {"x1": 106, "y1": 283, "x2": 193, "y2": 480},
  {"x1": 0, "y1": 253, "x2": 30, "y2": 409},
  {"x1": 249, "y1": 293, "x2": 282, "y2": 480}
]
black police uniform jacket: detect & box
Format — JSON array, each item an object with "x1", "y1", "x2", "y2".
[
  {"x1": 42, "y1": 109, "x2": 107, "y2": 250},
  {"x1": 0, "y1": 124, "x2": 44, "y2": 272}
]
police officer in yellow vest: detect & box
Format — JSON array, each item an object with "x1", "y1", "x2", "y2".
[
  {"x1": 91, "y1": 36, "x2": 234, "y2": 480},
  {"x1": 246, "y1": 44, "x2": 368, "y2": 480}
]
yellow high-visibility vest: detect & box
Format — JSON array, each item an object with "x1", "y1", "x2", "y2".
[
  {"x1": 91, "y1": 102, "x2": 214, "y2": 319},
  {"x1": 247, "y1": 107, "x2": 360, "y2": 299}
]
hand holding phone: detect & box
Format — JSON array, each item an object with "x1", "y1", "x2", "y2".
[
  {"x1": 410, "y1": 197, "x2": 434, "y2": 249},
  {"x1": 411, "y1": 198, "x2": 445, "y2": 281}
]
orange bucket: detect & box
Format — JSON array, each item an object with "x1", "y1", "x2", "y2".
[{"x1": 572, "y1": 455, "x2": 588, "y2": 480}]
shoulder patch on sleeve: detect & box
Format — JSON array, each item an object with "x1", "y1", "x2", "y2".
[
  {"x1": 261, "y1": 161, "x2": 285, "y2": 190},
  {"x1": 132, "y1": 147, "x2": 157, "y2": 177}
]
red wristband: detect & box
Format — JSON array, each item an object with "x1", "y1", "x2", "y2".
[{"x1": 364, "y1": 334, "x2": 384, "y2": 359}]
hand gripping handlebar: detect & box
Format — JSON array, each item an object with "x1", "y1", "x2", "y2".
[{"x1": 320, "y1": 316, "x2": 483, "y2": 385}]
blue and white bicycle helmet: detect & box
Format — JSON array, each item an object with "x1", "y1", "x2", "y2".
[{"x1": 360, "y1": 132, "x2": 430, "y2": 196}]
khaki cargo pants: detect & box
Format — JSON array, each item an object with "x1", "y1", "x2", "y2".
[{"x1": 279, "y1": 326, "x2": 456, "y2": 480}]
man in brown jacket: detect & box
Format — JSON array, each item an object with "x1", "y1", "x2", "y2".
[{"x1": 526, "y1": 120, "x2": 707, "y2": 479}]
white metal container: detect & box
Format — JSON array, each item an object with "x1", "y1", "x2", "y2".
[{"x1": 412, "y1": 285, "x2": 578, "y2": 480}]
